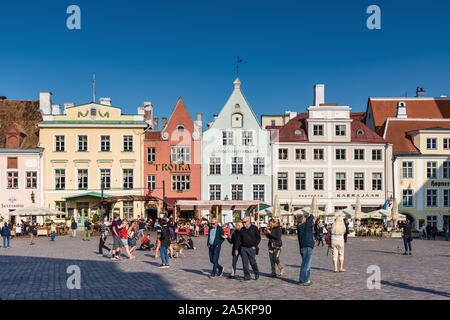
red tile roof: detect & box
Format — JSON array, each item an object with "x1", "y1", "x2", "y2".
[
  {"x1": 384, "y1": 120, "x2": 450, "y2": 153},
  {"x1": 368, "y1": 98, "x2": 450, "y2": 134}
]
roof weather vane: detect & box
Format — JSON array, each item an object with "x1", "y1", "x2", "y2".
[{"x1": 236, "y1": 56, "x2": 243, "y2": 77}]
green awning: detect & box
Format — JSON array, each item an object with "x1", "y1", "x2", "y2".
[{"x1": 63, "y1": 192, "x2": 113, "y2": 201}]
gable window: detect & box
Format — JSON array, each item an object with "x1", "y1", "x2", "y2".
[
  {"x1": 335, "y1": 149, "x2": 346, "y2": 160},
  {"x1": 277, "y1": 172, "x2": 288, "y2": 190},
  {"x1": 253, "y1": 184, "x2": 265, "y2": 201},
  {"x1": 354, "y1": 172, "x2": 364, "y2": 191},
  {"x1": 100, "y1": 135, "x2": 111, "y2": 152},
  {"x1": 336, "y1": 172, "x2": 346, "y2": 191},
  {"x1": 123, "y1": 169, "x2": 134, "y2": 189},
  {"x1": 55, "y1": 135, "x2": 65, "y2": 152},
  {"x1": 55, "y1": 169, "x2": 66, "y2": 190},
  {"x1": 426, "y1": 161, "x2": 438, "y2": 179},
  {"x1": 147, "y1": 147, "x2": 156, "y2": 163},
  {"x1": 372, "y1": 149, "x2": 382, "y2": 161},
  {"x1": 172, "y1": 175, "x2": 190, "y2": 191},
  {"x1": 209, "y1": 184, "x2": 221, "y2": 200},
  {"x1": 26, "y1": 171, "x2": 37, "y2": 189},
  {"x1": 231, "y1": 113, "x2": 243, "y2": 128},
  {"x1": 177, "y1": 125, "x2": 185, "y2": 133},
  {"x1": 402, "y1": 161, "x2": 413, "y2": 179},
  {"x1": 295, "y1": 149, "x2": 306, "y2": 160},
  {"x1": 426, "y1": 138, "x2": 437, "y2": 150},
  {"x1": 171, "y1": 147, "x2": 190, "y2": 163},
  {"x1": 253, "y1": 157, "x2": 264, "y2": 175},
  {"x1": 335, "y1": 125, "x2": 346, "y2": 136},
  {"x1": 78, "y1": 135, "x2": 88, "y2": 152},
  {"x1": 223, "y1": 131, "x2": 233, "y2": 145},
  {"x1": 123, "y1": 136, "x2": 133, "y2": 152},
  {"x1": 313, "y1": 125, "x2": 324, "y2": 136},
  {"x1": 354, "y1": 149, "x2": 364, "y2": 160},
  {"x1": 242, "y1": 131, "x2": 253, "y2": 146},
  {"x1": 209, "y1": 157, "x2": 221, "y2": 175},
  {"x1": 231, "y1": 157, "x2": 243, "y2": 174},
  {"x1": 278, "y1": 148, "x2": 288, "y2": 160},
  {"x1": 7, "y1": 172, "x2": 18, "y2": 189},
  {"x1": 77, "y1": 169, "x2": 88, "y2": 190}
]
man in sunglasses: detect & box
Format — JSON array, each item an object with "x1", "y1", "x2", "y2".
[
  {"x1": 206, "y1": 217, "x2": 225, "y2": 278},
  {"x1": 239, "y1": 217, "x2": 261, "y2": 281}
]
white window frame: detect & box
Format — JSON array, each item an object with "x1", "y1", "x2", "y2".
[
  {"x1": 171, "y1": 147, "x2": 191, "y2": 163},
  {"x1": 253, "y1": 157, "x2": 265, "y2": 175},
  {"x1": 313, "y1": 124, "x2": 324, "y2": 136},
  {"x1": 209, "y1": 157, "x2": 222, "y2": 175},
  {"x1": 122, "y1": 135, "x2": 134, "y2": 152},
  {"x1": 425, "y1": 188, "x2": 439, "y2": 208},
  {"x1": 99, "y1": 135, "x2": 111, "y2": 152},
  {"x1": 354, "y1": 172, "x2": 365, "y2": 191},
  {"x1": 98, "y1": 168, "x2": 112, "y2": 190},
  {"x1": 54, "y1": 135, "x2": 66, "y2": 152},
  {"x1": 426, "y1": 161, "x2": 438, "y2": 179},
  {"x1": 426, "y1": 137, "x2": 438, "y2": 150},
  {"x1": 335, "y1": 172, "x2": 346, "y2": 191},
  {"x1": 443, "y1": 189, "x2": 450, "y2": 208},
  {"x1": 295, "y1": 172, "x2": 306, "y2": 191},
  {"x1": 53, "y1": 168, "x2": 66, "y2": 190},
  {"x1": 371, "y1": 149, "x2": 382, "y2": 161},
  {"x1": 6, "y1": 170, "x2": 19, "y2": 189},
  {"x1": 76, "y1": 168, "x2": 89, "y2": 190},
  {"x1": 147, "y1": 147, "x2": 156, "y2": 163},
  {"x1": 209, "y1": 184, "x2": 221, "y2": 200},
  {"x1": 252, "y1": 184, "x2": 265, "y2": 201},
  {"x1": 222, "y1": 131, "x2": 233, "y2": 146},
  {"x1": 354, "y1": 149, "x2": 365, "y2": 161},
  {"x1": 77, "y1": 134, "x2": 88, "y2": 152},
  {"x1": 231, "y1": 184, "x2": 244, "y2": 200},
  {"x1": 443, "y1": 138, "x2": 450, "y2": 150},
  {"x1": 25, "y1": 171, "x2": 38, "y2": 189},
  {"x1": 171, "y1": 174, "x2": 191, "y2": 191},
  {"x1": 122, "y1": 168, "x2": 134, "y2": 189},
  {"x1": 402, "y1": 189, "x2": 414, "y2": 208},
  {"x1": 147, "y1": 174, "x2": 156, "y2": 191},
  {"x1": 231, "y1": 156, "x2": 243, "y2": 175},
  {"x1": 402, "y1": 161, "x2": 414, "y2": 179},
  {"x1": 242, "y1": 131, "x2": 253, "y2": 146},
  {"x1": 335, "y1": 125, "x2": 346, "y2": 136},
  {"x1": 335, "y1": 148, "x2": 346, "y2": 161}
]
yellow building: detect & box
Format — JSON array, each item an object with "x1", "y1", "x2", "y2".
[{"x1": 38, "y1": 94, "x2": 148, "y2": 225}]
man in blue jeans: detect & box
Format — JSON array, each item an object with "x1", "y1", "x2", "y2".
[
  {"x1": 297, "y1": 214, "x2": 315, "y2": 286},
  {"x1": 207, "y1": 218, "x2": 224, "y2": 278}
]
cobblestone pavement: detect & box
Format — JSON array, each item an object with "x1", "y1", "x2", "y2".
[{"x1": 0, "y1": 232, "x2": 449, "y2": 300}]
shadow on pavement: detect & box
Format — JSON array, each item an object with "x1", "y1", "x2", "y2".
[{"x1": 381, "y1": 280, "x2": 450, "y2": 298}]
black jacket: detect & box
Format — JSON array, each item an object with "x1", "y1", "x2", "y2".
[
  {"x1": 160, "y1": 224, "x2": 171, "y2": 247},
  {"x1": 266, "y1": 226, "x2": 282, "y2": 249},
  {"x1": 402, "y1": 223, "x2": 412, "y2": 239},
  {"x1": 239, "y1": 224, "x2": 261, "y2": 248},
  {"x1": 227, "y1": 229, "x2": 241, "y2": 254},
  {"x1": 71, "y1": 221, "x2": 77, "y2": 230}
]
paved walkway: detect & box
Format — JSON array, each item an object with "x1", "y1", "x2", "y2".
[{"x1": 0, "y1": 233, "x2": 449, "y2": 300}]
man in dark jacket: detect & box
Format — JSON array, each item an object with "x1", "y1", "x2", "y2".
[
  {"x1": 207, "y1": 218, "x2": 225, "y2": 278},
  {"x1": 297, "y1": 214, "x2": 315, "y2": 286},
  {"x1": 239, "y1": 216, "x2": 261, "y2": 281},
  {"x1": 264, "y1": 219, "x2": 284, "y2": 277},
  {"x1": 158, "y1": 218, "x2": 171, "y2": 268},
  {"x1": 401, "y1": 219, "x2": 413, "y2": 255},
  {"x1": 70, "y1": 218, "x2": 77, "y2": 237}
]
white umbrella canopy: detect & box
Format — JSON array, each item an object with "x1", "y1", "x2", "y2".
[
  {"x1": 354, "y1": 195, "x2": 362, "y2": 223},
  {"x1": 257, "y1": 206, "x2": 290, "y2": 217},
  {"x1": 391, "y1": 198, "x2": 399, "y2": 224},
  {"x1": 8, "y1": 206, "x2": 65, "y2": 216}
]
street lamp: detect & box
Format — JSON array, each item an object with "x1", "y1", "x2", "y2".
[{"x1": 30, "y1": 191, "x2": 35, "y2": 204}]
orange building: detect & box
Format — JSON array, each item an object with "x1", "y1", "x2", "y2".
[{"x1": 143, "y1": 98, "x2": 202, "y2": 219}]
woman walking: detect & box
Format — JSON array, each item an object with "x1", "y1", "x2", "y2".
[
  {"x1": 223, "y1": 221, "x2": 242, "y2": 279},
  {"x1": 330, "y1": 216, "x2": 346, "y2": 272},
  {"x1": 118, "y1": 220, "x2": 135, "y2": 260},
  {"x1": 127, "y1": 220, "x2": 138, "y2": 255},
  {"x1": 1, "y1": 222, "x2": 11, "y2": 248},
  {"x1": 158, "y1": 218, "x2": 170, "y2": 268},
  {"x1": 264, "y1": 219, "x2": 284, "y2": 277},
  {"x1": 155, "y1": 218, "x2": 162, "y2": 258}
]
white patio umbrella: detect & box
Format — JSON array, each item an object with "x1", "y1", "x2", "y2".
[
  {"x1": 8, "y1": 206, "x2": 65, "y2": 216},
  {"x1": 391, "y1": 198, "x2": 399, "y2": 226},
  {"x1": 354, "y1": 195, "x2": 362, "y2": 226},
  {"x1": 311, "y1": 196, "x2": 319, "y2": 217}
]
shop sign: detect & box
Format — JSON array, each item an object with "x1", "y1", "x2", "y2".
[
  {"x1": 430, "y1": 181, "x2": 450, "y2": 188},
  {"x1": 298, "y1": 194, "x2": 325, "y2": 198},
  {"x1": 152, "y1": 163, "x2": 191, "y2": 172},
  {"x1": 336, "y1": 193, "x2": 381, "y2": 198}
]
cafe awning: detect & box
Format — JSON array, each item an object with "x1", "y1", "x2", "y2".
[
  {"x1": 63, "y1": 192, "x2": 113, "y2": 201},
  {"x1": 175, "y1": 200, "x2": 261, "y2": 211},
  {"x1": 8, "y1": 206, "x2": 65, "y2": 216}
]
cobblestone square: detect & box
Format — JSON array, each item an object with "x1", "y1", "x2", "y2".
[{"x1": 0, "y1": 233, "x2": 448, "y2": 300}]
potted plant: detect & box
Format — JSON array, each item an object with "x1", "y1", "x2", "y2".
[{"x1": 348, "y1": 228, "x2": 356, "y2": 237}]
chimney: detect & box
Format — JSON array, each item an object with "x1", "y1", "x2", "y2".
[
  {"x1": 161, "y1": 117, "x2": 167, "y2": 129},
  {"x1": 144, "y1": 102, "x2": 153, "y2": 124},
  {"x1": 153, "y1": 117, "x2": 159, "y2": 130},
  {"x1": 416, "y1": 87, "x2": 425, "y2": 97},
  {"x1": 52, "y1": 104, "x2": 61, "y2": 115},
  {"x1": 0, "y1": 96, "x2": 6, "y2": 101},
  {"x1": 196, "y1": 112, "x2": 202, "y2": 126},
  {"x1": 314, "y1": 84, "x2": 325, "y2": 106},
  {"x1": 396, "y1": 101, "x2": 407, "y2": 119},
  {"x1": 99, "y1": 97, "x2": 112, "y2": 106},
  {"x1": 39, "y1": 92, "x2": 52, "y2": 115},
  {"x1": 213, "y1": 114, "x2": 218, "y2": 120}
]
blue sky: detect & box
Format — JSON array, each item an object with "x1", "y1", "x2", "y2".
[{"x1": 1, "y1": 0, "x2": 449, "y2": 123}]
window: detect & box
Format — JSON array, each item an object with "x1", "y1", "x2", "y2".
[
  {"x1": 231, "y1": 113, "x2": 243, "y2": 128},
  {"x1": 147, "y1": 147, "x2": 156, "y2": 162},
  {"x1": 402, "y1": 161, "x2": 413, "y2": 179},
  {"x1": 354, "y1": 149, "x2": 364, "y2": 160},
  {"x1": 100, "y1": 135, "x2": 111, "y2": 152},
  {"x1": 402, "y1": 189, "x2": 414, "y2": 207},
  {"x1": 313, "y1": 125, "x2": 324, "y2": 136},
  {"x1": 147, "y1": 175, "x2": 156, "y2": 190},
  {"x1": 223, "y1": 131, "x2": 233, "y2": 145},
  {"x1": 171, "y1": 147, "x2": 190, "y2": 163},
  {"x1": 7, "y1": 172, "x2": 18, "y2": 189},
  {"x1": 123, "y1": 169, "x2": 134, "y2": 189},
  {"x1": 372, "y1": 149, "x2": 382, "y2": 161},
  {"x1": 123, "y1": 135, "x2": 133, "y2": 151},
  {"x1": 426, "y1": 161, "x2": 438, "y2": 179},
  {"x1": 55, "y1": 135, "x2": 65, "y2": 152},
  {"x1": 354, "y1": 172, "x2": 364, "y2": 191},
  {"x1": 177, "y1": 125, "x2": 185, "y2": 133},
  {"x1": 444, "y1": 138, "x2": 450, "y2": 150},
  {"x1": 336, "y1": 173, "x2": 346, "y2": 191},
  {"x1": 278, "y1": 148, "x2": 288, "y2": 160},
  {"x1": 296, "y1": 172, "x2": 306, "y2": 191},
  {"x1": 313, "y1": 149, "x2": 324, "y2": 160},
  {"x1": 443, "y1": 189, "x2": 450, "y2": 207},
  {"x1": 253, "y1": 157, "x2": 265, "y2": 175},
  {"x1": 314, "y1": 172, "x2": 324, "y2": 191},
  {"x1": 231, "y1": 184, "x2": 243, "y2": 200},
  {"x1": 253, "y1": 184, "x2": 265, "y2": 201},
  {"x1": 209, "y1": 185, "x2": 221, "y2": 200},
  {"x1": 55, "y1": 169, "x2": 65, "y2": 190},
  {"x1": 78, "y1": 135, "x2": 88, "y2": 151},
  {"x1": 426, "y1": 189, "x2": 438, "y2": 207},
  {"x1": 231, "y1": 157, "x2": 243, "y2": 174},
  {"x1": 172, "y1": 175, "x2": 190, "y2": 191},
  {"x1": 100, "y1": 169, "x2": 111, "y2": 190},
  {"x1": 295, "y1": 149, "x2": 306, "y2": 160},
  {"x1": 271, "y1": 120, "x2": 276, "y2": 126},
  {"x1": 277, "y1": 172, "x2": 288, "y2": 190},
  {"x1": 55, "y1": 201, "x2": 67, "y2": 219},
  {"x1": 242, "y1": 131, "x2": 253, "y2": 146},
  {"x1": 372, "y1": 173, "x2": 382, "y2": 191},
  {"x1": 335, "y1": 125, "x2": 346, "y2": 136},
  {"x1": 427, "y1": 215, "x2": 437, "y2": 226},
  {"x1": 26, "y1": 171, "x2": 37, "y2": 189},
  {"x1": 335, "y1": 149, "x2": 346, "y2": 160},
  {"x1": 77, "y1": 169, "x2": 88, "y2": 190},
  {"x1": 444, "y1": 161, "x2": 450, "y2": 179},
  {"x1": 123, "y1": 201, "x2": 134, "y2": 220},
  {"x1": 209, "y1": 157, "x2": 221, "y2": 175},
  {"x1": 426, "y1": 138, "x2": 437, "y2": 150}
]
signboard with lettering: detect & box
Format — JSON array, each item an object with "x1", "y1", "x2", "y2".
[{"x1": 152, "y1": 163, "x2": 191, "y2": 172}]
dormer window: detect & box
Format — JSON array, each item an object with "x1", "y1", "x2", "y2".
[
  {"x1": 426, "y1": 138, "x2": 437, "y2": 150},
  {"x1": 177, "y1": 125, "x2": 185, "y2": 133},
  {"x1": 313, "y1": 125, "x2": 324, "y2": 136},
  {"x1": 231, "y1": 112, "x2": 243, "y2": 128},
  {"x1": 335, "y1": 125, "x2": 346, "y2": 136},
  {"x1": 357, "y1": 129, "x2": 364, "y2": 135}
]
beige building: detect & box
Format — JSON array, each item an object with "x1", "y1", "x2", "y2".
[
  {"x1": 38, "y1": 94, "x2": 147, "y2": 225},
  {"x1": 270, "y1": 84, "x2": 393, "y2": 214}
]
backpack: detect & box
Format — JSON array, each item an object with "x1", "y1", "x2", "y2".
[{"x1": 324, "y1": 231, "x2": 332, "y2": 245}]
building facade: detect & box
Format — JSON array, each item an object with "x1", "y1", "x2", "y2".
[
  {"x1": 38, "y1": 93, "x2": 147, "y2": 225},
  {"x1": 202, "y1": 78, "x2": 272, "y2": 222},
  {"x1": 271, "y1": 84, "x2": 393, "y2": 214},
  {"x1": 366, "y1": 89, "x2": 450, "y2": 229},
  {"x1": 144, "y1": 98, "x2": 202, "y2": 219}
]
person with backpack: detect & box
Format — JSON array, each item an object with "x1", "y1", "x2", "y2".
[
  {"x1": 83, "y1": 219, "x2": 92, "y2": 241},
  {"x1": 1, "y1": 222, "x2": 11, "y2": 248},
  {"x1": 330, "y1": 216, "x2": 346, "y2": 272},
  {"x1": 70, "y1": 218, "x2": 77, "y2": 237},
  {"x1": 28, "y1": 222, "x2": 37, "y2": 245}
]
